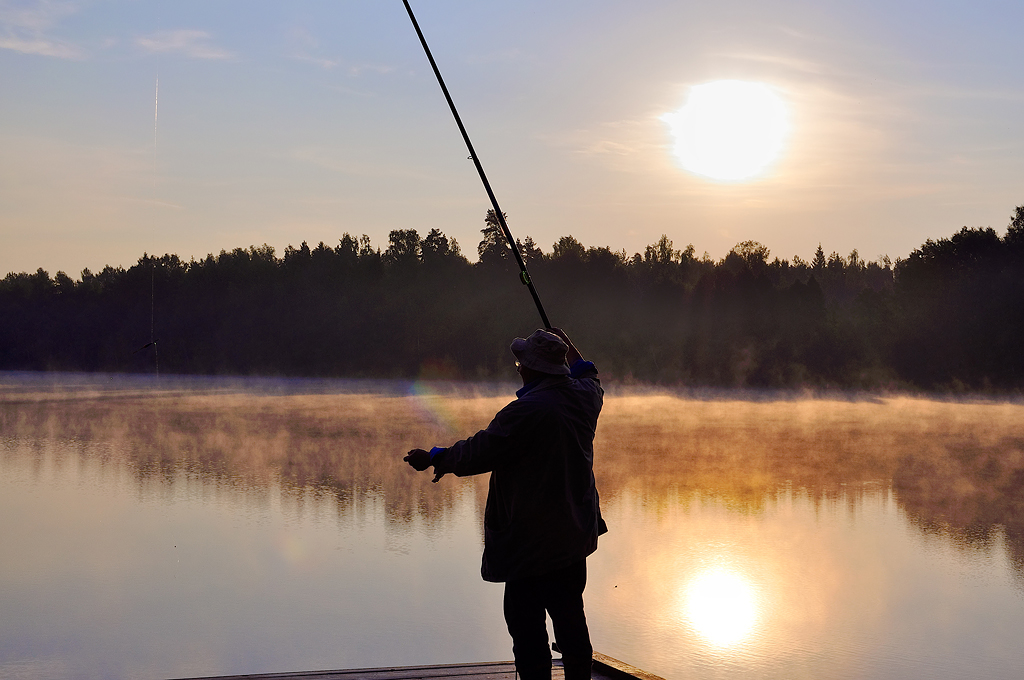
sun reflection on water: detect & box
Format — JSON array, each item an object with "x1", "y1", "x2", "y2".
[{"x1": 682, "y1": 568, "x2": 759, "y2": 647}]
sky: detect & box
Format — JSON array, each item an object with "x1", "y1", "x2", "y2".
[{"x1": 2, "y1": 0, "x2": 1023, "y2": 278}]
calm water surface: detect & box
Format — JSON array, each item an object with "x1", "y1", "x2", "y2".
[{"x1": 1, "y1": 373, "x2": 1023, "y2": 680}]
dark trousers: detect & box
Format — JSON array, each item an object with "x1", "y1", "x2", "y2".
[{"x1": 502, "y1": 559, "x2": 593, "y2": 680}]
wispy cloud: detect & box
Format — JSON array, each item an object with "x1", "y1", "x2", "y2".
[
  {"x1": 136, "y1": 29, "x2": 234, "y2": 60},
  {"x1": 551, "y1": 118, "x2": 663, "y2": 168},
  {"x1": 0, "y1": 34, "x2": 78, "y2": 57},
  {"x1": 291, "y1": 51, "x2": 393, "y2": 76},
  {"x1": 717, "y1": 51, "x2": 831, "y2": 77},
  {"x1": 285, "y1": 26, "x2": 392, "y2": 75},
  {"x1": 286, "y1": 26, "x2": 337, "y2": 68},
  {"x1": 0, "y1": 0, "x2": 83, "y2": 58},
  {"x1": 292, "y1": 52, "x2": 340, "y2": 69},
  {"x1": 345, "y1": 62, "x2": 392, "y2": 77}
]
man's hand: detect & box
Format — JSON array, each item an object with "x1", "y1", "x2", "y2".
[
  {"x1": 404, "y1": 448, "x2": 431, "y2": 471},
  {"x1": 547, "y1": 327, "x2": 583, "y2": 364},
  {"x1": 405, "y1": 448, "x2": 447, "y2": 483}
]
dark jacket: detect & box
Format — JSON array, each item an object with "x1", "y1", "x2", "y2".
[{"x1": 431, "y1": 362, "x2": 606, "y2": 582}]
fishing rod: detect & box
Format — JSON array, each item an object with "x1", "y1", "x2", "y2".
[{"x1": 401, "y1": 0, "x2": 552, "y2": 329}]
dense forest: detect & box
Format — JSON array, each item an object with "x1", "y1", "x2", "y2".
[{"x1": 3, "y1": 206, "x2": 1023, "y2": 390}]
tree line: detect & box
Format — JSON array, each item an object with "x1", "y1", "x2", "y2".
[{"x1": 3, "y1": 206, "x2": 1023, "y2": 390}]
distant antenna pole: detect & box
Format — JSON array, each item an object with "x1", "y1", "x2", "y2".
[
  {"x1": 151, "y1": 262, "x2": 159, "y2": 376},
  {"x1": 401, "y1": 0, "x2": 552, "y2": 329}
]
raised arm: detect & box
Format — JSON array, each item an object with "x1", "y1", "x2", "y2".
[{"x1": 547, "y1": 327, "x2": 583, "y2": 364}]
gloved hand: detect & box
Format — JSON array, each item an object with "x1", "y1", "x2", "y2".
[
  {"x1": 404, "y1": 448, "x2": 431, "y2": 471},
  {"x1": 404, "y1": 448, "x2": 447, "y2": 483}
]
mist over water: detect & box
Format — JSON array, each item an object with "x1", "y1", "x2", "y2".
[{"x1": 2, "y1": 374, "x2": 1023, "y2": 680}]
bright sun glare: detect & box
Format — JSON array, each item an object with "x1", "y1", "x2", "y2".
[
  {"x1": 683, "y1": 569, "x2": 758, "y2": 646},
  {"x1": 661, "y1": 80, "x2": 789, "y2": 181}
]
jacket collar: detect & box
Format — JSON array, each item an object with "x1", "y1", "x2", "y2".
[{"x1": 516, "y1": 374, "x2": 569, "y2": 399}]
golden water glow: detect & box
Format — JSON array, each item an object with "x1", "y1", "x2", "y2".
[
  {"x1": 5, "y1": 382, "x2": 1024, "y2": 679},
  {"x1": 683, "y1": 568, "x2": 758, "y2": 646},
  {"x1": 661, "y1": 80, "x2": 789, "y2": 181}
]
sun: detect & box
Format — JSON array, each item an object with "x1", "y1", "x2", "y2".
[
  {"x1": 661, "y1": 80, "x2": 789, "y2": 181},
  {"x1": 683, "y1": 569, "x2": 758, "y2": 646}
]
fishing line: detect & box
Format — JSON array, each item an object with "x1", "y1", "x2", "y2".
[{"x1": 401, "y1": 0, "x2": 552, "y2": 329}]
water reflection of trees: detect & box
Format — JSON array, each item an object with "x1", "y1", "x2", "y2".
[
  {"x1": 598, "y1": 394, "x2": 1024, "y2": 580},
  {"x1": 4, "y1": 389, "x2": 1023, "y2": 577},
  {"x1": 893, "y1": 438, "x2": 1024, "y2": 580},
  {"x1": 0, "y1": 390, "x2": 501, "y2": 524}
]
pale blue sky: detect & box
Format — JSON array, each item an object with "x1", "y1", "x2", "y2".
[{"x1": 2, "y1": 0, "x2": 1022, "y2": 277}]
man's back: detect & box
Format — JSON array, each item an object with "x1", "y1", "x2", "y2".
[
  {"x1": 431, "y1": 364, "x2": 605, "y2": 581},
  {"x1": 404, "y1": 329, "x2": 604, "y2": 680},
  {"x1": 482, "y1": 368, "x2": 603, "y2": 581}
]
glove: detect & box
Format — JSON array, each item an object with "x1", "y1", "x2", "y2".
[{"x1": 404, "y1": 448, "x2": 431, "y2": 471}]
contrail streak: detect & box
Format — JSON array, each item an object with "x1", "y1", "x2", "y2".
[
  {"x1": 154, "y1": 76, "x2": 159, "y2": 150},
  {"x1": 152, "y1": 75, "x2": 159, "y2": 195}
]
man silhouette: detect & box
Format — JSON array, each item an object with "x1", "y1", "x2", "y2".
[{"x1": 404, "y1": 327, "x2": 606, "y2": 680}]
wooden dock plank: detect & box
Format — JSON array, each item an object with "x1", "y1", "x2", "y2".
[
  {"x1": 173, "y1": 661, "x2": 521, "y2": 680},
  {"x1": 592, "y1": 654, "x2": 665, "y2": 680},
  {"x1": 171, "y1": 653, "x2": 664, "y2": 680}
]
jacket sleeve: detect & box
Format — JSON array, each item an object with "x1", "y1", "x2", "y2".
[{"x1": 431, "y1": 398, "x2": 540, "y2": 478}]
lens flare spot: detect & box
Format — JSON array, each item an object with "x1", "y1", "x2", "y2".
[
  {"x1": 408, "y1": 381, "x2": 459, "y2": 437},
  {"x1": 683, "y1": 569, "x2": 758, "y2": 646},
  {"x1": 661, "y1": 80, "x2": 789, "y2": 181}
]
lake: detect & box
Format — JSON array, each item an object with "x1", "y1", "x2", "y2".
[{"x1": 2, "y1": 372, "x2": 1023, "y2": 680}]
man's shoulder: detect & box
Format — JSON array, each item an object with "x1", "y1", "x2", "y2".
[{"x1": 519, "y1": 376, "x2": 603, "y2": 409}]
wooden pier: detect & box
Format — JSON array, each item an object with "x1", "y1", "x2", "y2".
[{"x1": 174, "y1": 652, "x2": 665, "y2": 680}]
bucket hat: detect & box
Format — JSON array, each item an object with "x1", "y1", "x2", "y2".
[{"x1": 510, "y1": 329, "x2": 570, "y2": 375}]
